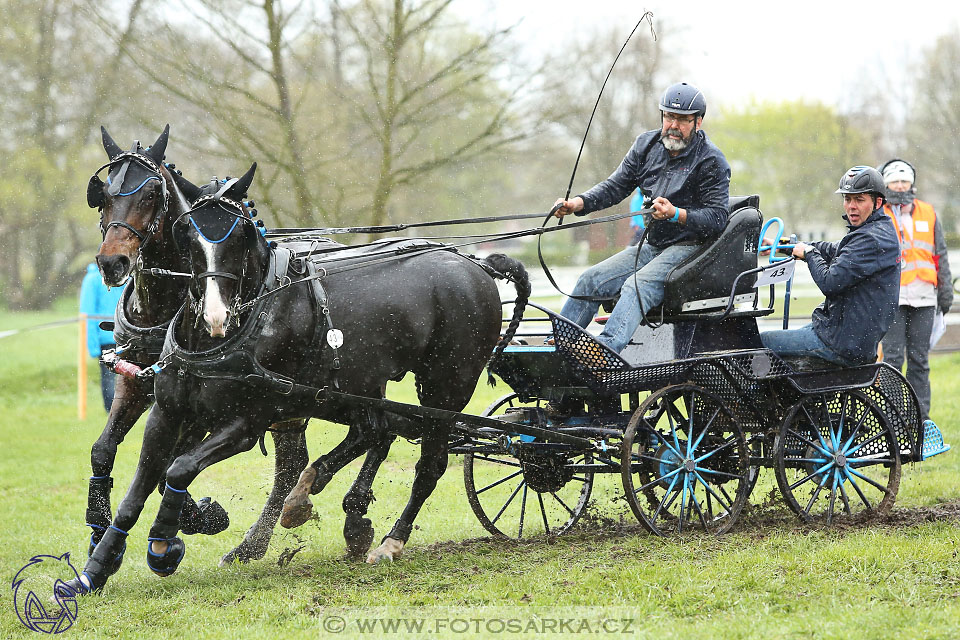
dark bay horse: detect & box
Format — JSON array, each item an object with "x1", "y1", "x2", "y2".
[
  {"x1": 66, "y1": 166, "x2": 529, "y2": 592},
  {"x1": 85, "y1": 127, "x2": 308, "y2": 571}
]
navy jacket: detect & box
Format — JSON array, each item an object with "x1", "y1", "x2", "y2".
[
  {"x1": 577, "y1": 129, "x2": 731, "y2": 247},
  {"x1": 807, "y1": 208, "x2": 901, "y2": 365}
]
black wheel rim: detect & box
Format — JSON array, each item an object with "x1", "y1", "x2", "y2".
[
  {"x1": 463, "y1": 393, "x2": 594, "y2": 538},
  {"x1": 620, "y1": 384, "x2": 749, "y2": 535}
]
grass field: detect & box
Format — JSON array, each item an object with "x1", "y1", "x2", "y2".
[{"x1": 2, "y1": 301, "x2": 960, "y2": 639}]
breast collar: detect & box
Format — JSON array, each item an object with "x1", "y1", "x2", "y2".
[
  {"x1": 113, "y1": 281, "x2": 174, "y2": 365},
  {"x1": 162, "y1": 246, "x2": 341, "y2": 395}
]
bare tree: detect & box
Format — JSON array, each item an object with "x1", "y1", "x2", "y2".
[{"x1": 0, "y1": 0, "x2": 146, "y2": 309}]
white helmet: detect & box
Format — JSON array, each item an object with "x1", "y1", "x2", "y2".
[{"x1": 880, "y1": 159, "x2": 915, "y2": 186}]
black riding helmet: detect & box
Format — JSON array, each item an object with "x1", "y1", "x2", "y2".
[
  {"x1": 835, "y1": 166, "x2": 885, "y2": 199},
  {"x1": 659, "y1": 82, "x2": 706, "y2": 118}
]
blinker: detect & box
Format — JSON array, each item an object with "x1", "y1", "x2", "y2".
[{"x1": 87, "y1": 175, "x2": 106, "y2": 209}]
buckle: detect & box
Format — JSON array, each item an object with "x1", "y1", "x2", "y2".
[{"x1": 274, "y1": 377, "x2": 294, "y2": 395}]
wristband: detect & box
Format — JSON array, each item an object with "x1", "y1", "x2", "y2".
[{"x1": 671, "y1": 207, "x2": 680, "y2": 222}]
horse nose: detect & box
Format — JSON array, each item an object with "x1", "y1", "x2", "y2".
[{"x1": 97, "y1": 254, "x2": 131, "y2": 286}]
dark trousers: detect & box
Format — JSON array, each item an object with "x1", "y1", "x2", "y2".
[
  {"x1": 882, "y1": 305, "x2": 935, "y2": 421},
  {"x1": 98, "y1": 343, "x2": 117, "y2": 412}
]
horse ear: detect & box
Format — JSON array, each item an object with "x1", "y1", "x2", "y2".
[
  {"x1": 169, "y1": 170, "x2": 202, "y2": 204},
  {"x1": 146, "y1": 124, "x2": 170, "y2": 162},
  {"x1": 101, "y1": 126, "x2": 123, "y2": 160},
  {"x1": 229, "y1": 162, "x2": 257, "y2": 199}
]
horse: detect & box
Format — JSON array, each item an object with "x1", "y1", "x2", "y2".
[
  {"x1": 84, "y1": 126, "x2": 308, "y2": 572},
  {"x1": 66, "y1": 164, "x2": 529, "y2": 592}
]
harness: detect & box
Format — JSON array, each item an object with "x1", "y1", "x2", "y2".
[
  {"x1": 112, "y1": 281, "x2": 172, "y2": 366},
  {"x1": 160, "y1": 246, "x2": 342, "y2": 396}
]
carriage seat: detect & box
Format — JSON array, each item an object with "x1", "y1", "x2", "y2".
[{"x1": 658, "y1": 195, "x2": 764, "y2": 318}]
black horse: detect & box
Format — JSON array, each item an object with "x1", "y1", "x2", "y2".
[
  {"x1": 67, "y1": 165, "x2": 529, "y2": 592},
  {"x1": 85, "y1": 127, "x2": 308, "y2": 572}
]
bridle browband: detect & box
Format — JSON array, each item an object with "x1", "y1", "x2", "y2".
[{"x1": 88, "y1": 149, "x2": 171, "y2": 246}]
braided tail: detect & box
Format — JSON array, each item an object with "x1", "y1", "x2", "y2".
[{"x1": 480, "y1": 253, "x2": 531, "y2": 386}]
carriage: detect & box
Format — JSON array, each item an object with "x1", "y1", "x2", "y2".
[
  {"x1": 443, "y1": 195, "x2": 951, "y2": 537},
  {"x1": 80, "y1": 130, "x2": 950, "y2": 594}
]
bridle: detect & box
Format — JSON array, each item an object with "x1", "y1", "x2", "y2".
[
  {"x1": 174, "y1": 179, "x2": 258, "y2": 327},
  {"x1": 88, "y1": 147, "x2": 171, "y2": 250}
]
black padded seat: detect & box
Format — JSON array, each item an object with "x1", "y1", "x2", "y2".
[{"x1": 658, "y1": 195, "x2": 763, "y2": 317}]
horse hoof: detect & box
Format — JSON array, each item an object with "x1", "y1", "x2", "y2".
[
  {"x1": 344, "y1": 517, "x2": 375, "y2": 559},
  {"x1": 365, "y1": 538, "x2": 404, "y2": 564},
  {"x1": 219, "y1": 540, "x2": 267, "y2": 566},
  {"x1": 181, "y1": 497, "x2": 230, "y2": 536},
  {"x1": 280, "y1": 500, "x2": 314, "y2": 529},
  {"x1": 59, "y1": 574, "x2": 99, "y2": 597},
  {"x1": 146, "y1": 537, "x2": 185, "y2": 577},
  {"x1": 88, "y1": 530, "x2": 126, "y2": 577}
]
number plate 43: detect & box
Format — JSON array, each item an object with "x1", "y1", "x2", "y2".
[{"x1": 755, "y1": 259, "x2": 795, "y2": 287}]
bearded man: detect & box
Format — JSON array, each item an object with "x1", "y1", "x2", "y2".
[{"x1": 552, "y1": 82, "x2": 731, "y2": 354}]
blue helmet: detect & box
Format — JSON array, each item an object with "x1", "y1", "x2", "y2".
[{"x1": 659, "y1": 82, "x2": 706, "y2": 118}]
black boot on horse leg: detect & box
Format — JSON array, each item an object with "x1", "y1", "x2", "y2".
[
  {"x1": 63, "y1": 525, "x2": 130, "y2": 594},
  {"x1": 367, "y1": 430, "x2": 449, "y2": 563},
  {"x1": 85, "y1": 476, "x2": 127, "y2": 577},
  {"x1": 342, "y1": 437, "x2": 394, "y2": 558},
  {"x1": 220, "y1": 424, "x2": 309, "y2": 565},
  {"x1": 146, "y1": 483, "x2": 188, "y2": 577}
]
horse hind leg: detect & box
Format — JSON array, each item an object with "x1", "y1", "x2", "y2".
[
  {"x1": 342, "y1": 436, "x2": 396, "y2": 558},
  {"x1": 367, "y1": 427, "x2": 448, "y2": 563},
  {"x1": 220, "y1": 423, "x2": 309, "y2": 565}
]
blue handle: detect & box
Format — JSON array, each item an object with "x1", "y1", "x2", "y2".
[{"x1": 758, "y1": 217, "x2": 796, "y2": 329}]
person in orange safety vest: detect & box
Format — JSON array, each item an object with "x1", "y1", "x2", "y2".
[{"x1": 878, "y1": 158, "x2": 953, "y2": 421}]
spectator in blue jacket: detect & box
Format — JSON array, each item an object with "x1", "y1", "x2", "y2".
[
  {"x1": 761, "y1": 166, "x2": 901, "y2": 366},
  {"x1": 552, "y1": 82, "x2": 731, "y2": 353},
  {"x1": 79, "y1": 263, "x2": 124, "y2": 411}
]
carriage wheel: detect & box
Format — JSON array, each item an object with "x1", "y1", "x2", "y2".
[
  {"x1": 620, "y1": 384, "x2": 749, "y2": 535},
  {"x1": 774, "y1": 390, "x2": 901, "y2": 523},
  {"x1": 463, "y1": 393, "x2": 594, "y2": 538}
]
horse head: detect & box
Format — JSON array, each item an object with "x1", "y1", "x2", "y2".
[
  {"x1": 91, "y1": 125, "x2": 193, "y2": 287},
  {"x1": 175, "y1": 163, "x2": 264, "y2": 338}
]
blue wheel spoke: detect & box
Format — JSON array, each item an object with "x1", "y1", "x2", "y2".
[
  {"x1": 689, "y1": 485, "x2": 709, "y2": 530},
  {"x1": 785, "y1": 428, "x2": 833, "y2": 458},
  {"x1": 837, "y1": 474, "x2": 853, "y2": 515},
  {"x1": 788, "y1": 461, "x2": 835, "y2": 492},
  {"x1": 846, "y1": 467, "x2": 891, "y2": 494},
  {"x1": 692, "y1": 471, "x2": 733, "y2": 513},
  {"x1": 694, "y1": 436, "x2": 737, "y2": 464},
  {"x1": 652, "y1": 474, "x2": 682, "y2": 524},
  {"x1": 694, "y1": 466, "x2": 742, "y2": 481},
  {"x1": 646, "y1": 425, "x2": 684, "y2": 461},
  {"x1": 845, "y1": 431, "x2": 887, "y2": 457},
  {"x1": 827, "y1": 469, "x2": 840, "y2": 523},
  {"x1": 802, "y1": 471, "x2": 832, "y2": 516},
  {"x1": 841, "y1": 404, "x2": 871, "y2": 453},
  {"x1": 833, "y1": 394, "x2": 850, "y2": 450},
  {"x1": 635, "y1": 465, "x2": 684, "y2": 494},
  {"x1": 691, "y1": 407, "x2": 721, "y2": 454},
  {"x1": 841, "y1": 467, "x2": 873, "y2": 510},
  {"x1": 678, "y1": 475, "x2": 689, "y2": 533}
]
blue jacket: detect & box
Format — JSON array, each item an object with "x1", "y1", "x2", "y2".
[
  {"x1": 807, "y1": 208, "x2": 901, "y2": 365},
  {"x1": 577, "y1": 129, "x2": 731, "y2": 247},
  {"x1": 79, "y1": 263, "x2": 124, "y2": 358}
]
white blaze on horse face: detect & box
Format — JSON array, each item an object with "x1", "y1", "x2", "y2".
[{"x1": 200, "y1": 240, "x2": 230, "y2": 338}]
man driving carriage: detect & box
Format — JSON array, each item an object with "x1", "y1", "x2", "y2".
[
  {"x1": 760, "y1": 166, "x2": 901, "y2": 367},
  {"x1": 552, "y1": 82, "x2": 731, "y2": 354}
]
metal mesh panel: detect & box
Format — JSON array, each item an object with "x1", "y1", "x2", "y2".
[{"x1": 860, "y1": 365, "x2": 923, "y2": 461}]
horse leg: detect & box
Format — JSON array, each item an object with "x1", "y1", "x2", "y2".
[
  {"x1": 220, "y1": 421, "x2": 309, "y2": 565},
  {"x1": 281, "y1": 407, "x2": 383, "y2": 529},
  {"x1": 146, "y1": 417, "x2": 261, "y2": 577},
  {"x1": 86, "y1": 376, "x2": 151, "y2": 567},
  {"x1": 66, "y1": 405, "x2": 181, "y2": 594},
  {"x1": 160, "y1": 428, "x2": 230, "y2": 537},
  {"x1": 367, "y1": 427, "x2": 448, "y2": 563},
  {"x1": 342, "y1": 436, "x2": 396, "y2": 558}
]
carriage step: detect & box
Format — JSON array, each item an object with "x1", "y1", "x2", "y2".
[{"x1": 921, "y1": 420, "x2": 951, "y2": 460}]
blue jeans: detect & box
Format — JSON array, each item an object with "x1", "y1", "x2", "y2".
[
  {"x1": 559, "y1": 243, "x2": 699, "y2": 353},
  {"x1": 760, "y1": 324, "x2": 852, "y2": 366}
]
